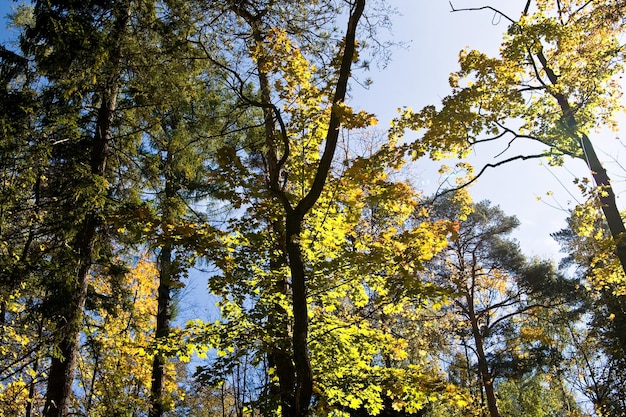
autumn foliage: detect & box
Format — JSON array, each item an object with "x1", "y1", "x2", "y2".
[{"x1": 1, "y1": 1, "x2": 625, "y2": 417}]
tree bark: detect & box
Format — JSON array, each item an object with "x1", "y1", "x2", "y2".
[
  {"x1": 149, "y1": 243, "x2": 173, "y2": 417},
  {"x1": 284, "y1": 214, "x2": 312, "y2": 417},
  {"x1": 466, "y1": 294, "x2": 500, "y2": 417},
  {"x1": 43, "y1": 255, "x2": 93, "y2": 417}
]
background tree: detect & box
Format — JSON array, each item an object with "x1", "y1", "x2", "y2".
[
  {"x1": 16, "y1": 1, "x2": 156, "y2": 415},
  {"x1": 119, "y1": 4, "x2": 230, "y2": 414},
  {"x1": 423, "y1": 197, "x2": 582, "y2": 417},
  {"x1": 553, "y1": 212, "x2": 626, "y2": 416}
]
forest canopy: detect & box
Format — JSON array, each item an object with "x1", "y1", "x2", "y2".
[{"x1": 0, "y1": 1, "x2": 625, "y2": 417}]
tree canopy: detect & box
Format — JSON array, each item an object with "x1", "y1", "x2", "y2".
[{"x1": 0, "y1": 1, "x2": 624, "y2": 417}]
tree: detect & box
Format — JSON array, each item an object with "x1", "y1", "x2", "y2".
[
  {"x1": 423, "y1": 198, "x2": 581, "y2": 417},
  {"x1": 122, "y1": 5, "x2": 229, "y2": 414},
  {"x1": 17, "y1": 1, "x2": 150, "y2": 415},
  {"x1": 189, "y1": 2, "x2": 373, "y2": 416},
  {"x1": 497, "y1": 373, "x2": 582, "y2": 417},
  {"x1": 193, "y1": 139, "x2": 455, "y2": 416}
]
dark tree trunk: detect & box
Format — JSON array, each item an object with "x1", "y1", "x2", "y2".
[
  {"x1": 43, "y1": 101, "x2": 115, "y2": 416},
  {"x1": 285, "y1": 214, "x2": 312, "y2": 417},
  {"x1": 466, "y1": 294, "x2": 500, "y2": 417},
  {"x1": 267, "y1": 220, "x2": 297, "y2": 416},
  {"x1": 537, "y1": 48, "x2": 626, "y2": 275},
  {"x1": 43, "y1": 256, "x2": 93, "y2": 417},
  {"x1": 149, "y1": 242, "x2": 173, "y2": 417}
]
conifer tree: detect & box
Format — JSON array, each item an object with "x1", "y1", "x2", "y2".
[{"x1": 17, "y1": 1, "x2": 144, "y2": 415}]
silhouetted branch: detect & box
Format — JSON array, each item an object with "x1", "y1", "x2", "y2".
[
  {"x1": 449, "y1": 1, "x2": 516, "y2": 24},
  {"x1": 432, "y1": 153, "x2": 549, "y2": 202}
]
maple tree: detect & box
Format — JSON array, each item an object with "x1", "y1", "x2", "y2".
[
  {"x1": 192, "y1": 2, "x2": 371, "y2": 416},
  {"x1": 185, "y1": 1, "x2": 466, "y2": 416},
  {"x1": 389, "y1": 4, "x2": 626, "y2": 399}
]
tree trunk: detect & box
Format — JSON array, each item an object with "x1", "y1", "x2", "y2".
[
  {"x1": 43, "y1": 93, "x2": 119, "y2": 417},
  {"x1": 267, "y1": 219, "x2": 297, "y2": 416},
  {"x1": 538, "y1": 48, "x2": 626, "y2": 275},
  {"x1": 540, "y1": 50, "x2": 626, "y2": 358},
  {"x1": 579, "y1": 133, "x2": 626, "y2": 273},
  {"x1": 43, "y1": 239, "x2": 94, "y2": 417},
  {"x1": 150, "y1": 154, "x2": 181, "y2": 417},
  {"x1": 149, "y1": 243, "x2": 173, "y2": 417},
  {"x1": 466, "y1": 295, "x2": 500, "y2": 417},
  {"x1": 285, "y1": 214, "x2": 312, "y2": 417}
]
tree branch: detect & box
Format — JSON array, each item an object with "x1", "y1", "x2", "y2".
[
  {"x1": 295, "y1": 0, "x2": 366, "y2": 218},
  {"x1": 449, "y1": 2, "x2": 516, "y2": 24},
  {"x1": 432, "y1": 153, "x2": 548, "y2": 201}
]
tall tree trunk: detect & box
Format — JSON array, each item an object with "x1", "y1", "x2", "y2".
[
  {"x1": 149, "y1": 243, "x2": 173, "y2": 417},
  {"x1": 578, "y1": 133, "x2": 626, "y2": 272},
  {"x1": 537, "y1": 48, "x2": 626, "y2": 274},
  {"x1": 466, "y1": 294, "x2": 500, "y2": 417},
  {"x1": 150, "y1": 157, "x2": 180, "y2": 417},
  {"x1": 43, "y1": 225, "x2": 96, "y2": 417},
  {"x1": 267, "y1": 219, "x2": 297, "y2": 416},
  {"x1": 281, "y1": 3, "x2": 365, "y2": 415}
]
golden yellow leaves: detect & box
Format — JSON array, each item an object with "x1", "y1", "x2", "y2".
[
  {"x1": 73, "y1": 257, "x2": 185, "y2": 415},
  {"x1": 253, "y1": 28, "x2": 377, "y2": 141},
  {"x1": 333, "y1": 102, "x2": 378, "y2": 130}
]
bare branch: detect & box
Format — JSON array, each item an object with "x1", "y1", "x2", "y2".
[
  {"x1": 449, "y1": 1, "x2": 516, "y2": 24},
  {"x1": 432, "y1": 153, "x2": 549, "y2": 201}
]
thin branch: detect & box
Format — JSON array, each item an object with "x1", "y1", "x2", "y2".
[
  {"x1": 433, "y1": 153, "x2": 549, "y2": 200},
  {"x1": 449, "y1": 2, "x2": 516, "y2": 24},
  {"x1": 541, "y1": 163, "x2": 582, "y2": 205}
]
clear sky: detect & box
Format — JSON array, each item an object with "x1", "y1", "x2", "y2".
[{"x1": 1, "y1": 0, "x2": 624, "y2": 261}]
